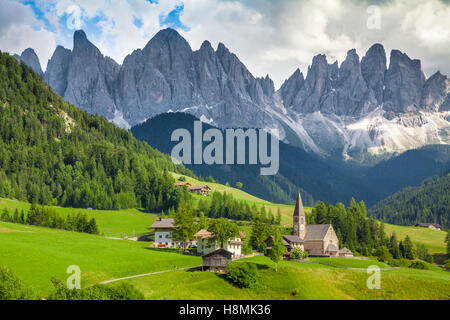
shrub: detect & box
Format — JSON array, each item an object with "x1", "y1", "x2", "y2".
[
  {"x1": 408, "y1": 261, "x2": 427, "y2": 270},
  {"x1": 445, "y1": 260, "x2": 450, "y2": 271},
  {"x1": 374, "y1": 246, "x2": 392, "y2": 262},
  {"x1": 386, "y1": 259, "x2": 409, "y2": 267},
  {"x1": 290, "y1": 247, "x2": 308, "y2": 260},
  {"x1": 0, "y1": 266, "x2": 35, "y2": 300},
  {"x1": 47, "y1": 279, "x2": 144, "y2": 300},
  {"x1": 225, "y1": 263, "x2": 259, "y2": 289}
]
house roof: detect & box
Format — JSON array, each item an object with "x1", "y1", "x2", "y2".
[
  {"x1": 202, "y1": 248, "x2": 233, "y2": 258},
  {"x1": 239, "y1": 231, "x2": 247, "y2": 239},
  {"x1": 326, "y1": 244, "x2": 339, "y2": 252},
  {"x1": 150, "y1": 218, "x2": 175, "y2": 229},
  {"x1": 415, "y1": 223, "x2": 441, "y2": 228},
  {"x1": 283, "y1": 235, "x2": 304, "y2": 244},
  {"x1": 189, "y1": 185, "x2": 211, "y2": 191},
  {"x1": 339, "y1": 247, "x2": 353, "y2": 254},
  {"x1": 265, "y1": 235, "x2": 290, "y2": 247},
  {"x1": 304, "y1": 224, "x2": 331, "y2": 241},
  {"x1": 174, "y1": 182, "x2": 191, "y2": 187},
  {"x1": 194, "y1": 229, "x2": 213, "y2": 239}
]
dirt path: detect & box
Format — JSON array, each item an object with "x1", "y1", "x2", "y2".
[{"x1": 99, "y1": 266, "x2": 201, "y2": 284}]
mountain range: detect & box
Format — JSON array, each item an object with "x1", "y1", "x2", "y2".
[{"x1": 13, "y1": 28, "x2": 450, "y2": 165}]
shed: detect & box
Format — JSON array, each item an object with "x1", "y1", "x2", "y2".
[
  {"x1": 202, "y1": 249, "x2": 232, "y2": 273},
  {"x1": 339, "y1": 247, "x2": 353, "y2": 257}
]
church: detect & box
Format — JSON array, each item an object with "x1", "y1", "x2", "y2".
[{"x1": 266, "y1": 192, "x2": 341, "y2": 257}]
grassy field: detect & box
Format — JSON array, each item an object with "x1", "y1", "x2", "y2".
[
  {"x1": 384, "y1": 223, "x2": 447, "y2": 254},
  {"x1": 1, "y1": 221, "x2": 448, "y2": 300},
  {"x1": 126, "y1": 255, "x2": 450, "y2": 300},
  {"x1": 0, "y1": 198, "x2": 157, "y2": 238},
  {"x1": 0, "y1": 221, "x2": 200, "y2": 296}
]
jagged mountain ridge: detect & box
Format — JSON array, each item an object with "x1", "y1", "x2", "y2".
[{"x1": 12, "y1": 28, "x2": 450, "y2": 164}]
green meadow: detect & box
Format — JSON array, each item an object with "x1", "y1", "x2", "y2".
[
  {"x1": 0, "y1": 198, "x2": 157, "y2": 238},
  {"x1": 0, "y1": 221, "x2": 448, "y2": 300},
  {"x1": 126, "y1": 255, "x2": 450, "y2": 300},
  {"x1": 0, "y1": 221, "x2": 200, "y2": 296}
]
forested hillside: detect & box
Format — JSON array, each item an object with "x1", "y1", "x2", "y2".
[
  {"x1": 369, "y1": 173, "x2": 450, "y2": 229},
  {"x1": 0, "y1": 51, "x2": 194, "y2": 211}
]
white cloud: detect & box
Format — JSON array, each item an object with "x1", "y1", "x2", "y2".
[{"x1": 0, "y1": 0, "x2": 56, "y2": 69}]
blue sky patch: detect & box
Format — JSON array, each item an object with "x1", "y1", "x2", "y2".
[{"x1": 159, "y1": 3, "x2": 190, "y2": 31}]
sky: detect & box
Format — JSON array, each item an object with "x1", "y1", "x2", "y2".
[{"x1": 1, "y1": 0, "x2": 450, "y2": 88}]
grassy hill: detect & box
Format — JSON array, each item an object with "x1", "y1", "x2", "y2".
[
  {"x1": 0, "y1": 221, "x2": 200, "y2": 295},
  {"x1": 0, "y1": 198, "x2": 156, "y2": 238},
  {"x1": 1, "y1": 221, "x2": 448, "y2": 300},
  {"x1": 126, "y1": 255, "x2": 449, "y2": 300}
]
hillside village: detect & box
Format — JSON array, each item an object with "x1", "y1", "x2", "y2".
[{"x1": 151, "y1": 192, "x2": 358, "y2": 272}]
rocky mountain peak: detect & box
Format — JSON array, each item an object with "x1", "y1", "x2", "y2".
[
  {"x1": 361, "y1": 43, "x2": 386, "y2": 104},
  {"x1": 14, "y1": 48, "x2": 43, "y2": 77},
  {"x1": 279, "y1": 68, "x2": 305, "y2": 107},
  {"x1": 384, "y1": 49, "x2": 426, "y2": 113}
]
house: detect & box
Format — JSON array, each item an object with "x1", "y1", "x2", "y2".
[
  {"x1": 415, "y1": 223, "x2": 442, "y2": 231},
  {"x1": 265, "y1": 235, "x2": 304, "y2": 258},
  {"x1": 174, "y1": 181, "x2": 192, "y2": 188},
  {"x1": 202, "y1": 249, "x2": 232, "y2": 272},
  {"x1": 150, "y1": 218, "x2": 182, "y2": 248},
  {"x1": 194, "y1": 229, "x2": 246, "y2": 258},
  {"x1": 188, "y1": 185, "x2": 211, "y2": 196},
  {"x1": 339, "y1": 247, "x2": 354, "y2": 257},
  {"x1": 266, "y1": 192, "x2": 341, "y2": 258}
]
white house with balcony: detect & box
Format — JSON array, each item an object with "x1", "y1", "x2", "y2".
[{"x1": 194, "y1": 229, "x2": 246, "y2": 258}]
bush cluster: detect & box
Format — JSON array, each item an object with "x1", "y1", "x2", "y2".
[{"x1": 225, "y1": 263, "x2": 259, "y2": 289}]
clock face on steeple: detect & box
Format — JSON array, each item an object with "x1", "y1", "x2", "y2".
[
  {"x1": 294, "y1": 224, "x2": 299, "y2": 231},
  {"x1": 300, "y1": 224, "x2": 305, "y2": 231}
]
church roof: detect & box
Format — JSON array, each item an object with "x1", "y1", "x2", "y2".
[
  {"x1": 304, "y1": 224, "x2": 331, "y2": 241},
  {"x1": 293, "y1": 192, "x2": 305, "y2": 217}
]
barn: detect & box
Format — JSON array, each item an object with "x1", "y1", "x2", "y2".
[{"x1": 202, "y1": 249, "x2": 232, "y2": 273}]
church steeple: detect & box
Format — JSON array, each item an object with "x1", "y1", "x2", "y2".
[{"x1": 293, "y1": 192, "x2": 306, "y2": 239}]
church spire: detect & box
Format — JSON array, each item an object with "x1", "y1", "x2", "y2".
[
  {"x1": 293, "y1": 192, "x2": 306, "y2": 239},
  {"x1": 294, "y1": 192, "x2": 305, "y2": 217}
]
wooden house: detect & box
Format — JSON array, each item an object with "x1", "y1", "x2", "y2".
[
  {"x1": 202, "y1": 249, "x2": 232, "y2": 272},
  {"x1": 188, "y1": 185, "x2": 211, "y2": 196},
  {"x1": 174, "y1": 182, "x2": 192, "y2": 188},
  {"x1": 415, "y1": 223, "x2": 441, "y2": 231}
]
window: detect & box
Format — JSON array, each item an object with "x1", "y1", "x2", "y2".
[{"x1": 159, "y1": 235, "x2": 162, "y2": 239}]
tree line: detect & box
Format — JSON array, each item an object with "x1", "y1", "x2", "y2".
[
  {"x1": 308, "y1": 198, "x2": 434, "y2": 263},
  {"x1": 0, "y1": 205, "x2": 99, "y2": 235},
  {"x1": 196, "y1": 191, "x2": 281, "y2": 224}
]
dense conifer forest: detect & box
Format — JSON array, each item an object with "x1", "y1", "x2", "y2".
[
  {"x1": 369, "y1": 173, "x2": 450, "y2": 229},
  {"x1": 0, "y1": 51, "x2": 194, "y2": 211}
]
